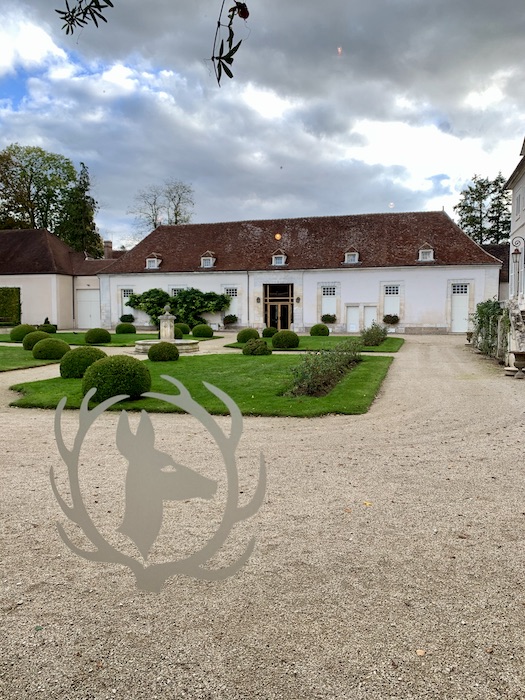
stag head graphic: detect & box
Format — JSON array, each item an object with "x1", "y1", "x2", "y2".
[{"x1": 51, "y1": 377, "x2": 266, "y2": 592}]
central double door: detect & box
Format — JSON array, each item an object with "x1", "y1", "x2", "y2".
[{"x1": 264, "y1": 284, "x2": 293, "y2": 330}]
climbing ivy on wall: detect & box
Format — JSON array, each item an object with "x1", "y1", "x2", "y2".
[
  {"x1": 0, "y1": 287, "x2": 21, "y2": 324},
  {"x1": 471, "y1": 298, "x2": 505, "y2": 358}
]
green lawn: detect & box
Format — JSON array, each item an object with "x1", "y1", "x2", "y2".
[
  {"x1": 0, "y1": 332, "x2": 161, "y2": 347},
  {"x1": 0, "y1": 346, "x2": 59, "y2": 372},
  {"x1": 226, "y1": 336, "x2": 404, "y2": 353},
  {"x1": 9, "y1": 354, "x2": 393, "y2": 417}
]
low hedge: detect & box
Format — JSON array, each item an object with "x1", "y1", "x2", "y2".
[
  {"x1": 23, "y1": 331, "x2": 51, "y2": 351},
  {"x1": 82, "y1": 355, "x2": 152, "y2": 403},
  {"x1": 148, "y1": 342, "x2": 180, "y2": 362},
  {"x1": 10, "y1": 324, "x2": 37, "y2": 342},
  {"x1": 32, "y1": 338, "x2": 71, "y2": 360},
  {"x1": 60, "y1": 346, "x2": 108, "y2": 378},
  {"x1": 85, "y1": 327, "x2": 112, "y2": 345}
]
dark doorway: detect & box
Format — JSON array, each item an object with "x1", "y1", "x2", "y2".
[{"x1": 264, "y1": 284, "x2": 293, "y2": 330}]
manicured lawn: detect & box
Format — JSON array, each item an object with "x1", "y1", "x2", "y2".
[
  {"x1": 226, "y1": 336, "x2": 404, "y2": 353},
  {"x1": 9, "y1": 354, "x2": 393, "y2": 417},
  {"x1": 0, "y1": 332, "x2": 220, "y2": 347},
  {"x1": 0, "y1": 346, "x2": 59, "y2": 372}
]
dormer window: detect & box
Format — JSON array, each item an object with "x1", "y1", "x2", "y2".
[
  {"x1": 418, "y1": 245, "x2": 434, "y2": 262},
  {"x1": 145, "y1": 253, "x2": 161, "y2": 269},
  {"x1": 344, "y1": 251, "x2": 359, "y2": 264},
  {"x1": 272, "y1": 249, "x2": 287, "y2": 266},
  {"x1": 200, "y1": 251, "x2": 216, "y2": 268}
]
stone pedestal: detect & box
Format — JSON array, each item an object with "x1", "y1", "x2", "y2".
[{"x1": 159, "y1": 307, "x2": 175, "y2": 340}]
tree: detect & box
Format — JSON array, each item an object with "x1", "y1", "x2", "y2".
[
  {"x1": 55, "y1": 163, "x2": 104, "y2": 258},
  {"x1": 55, "y1": 1, "x2": 250, "y2": 85},
  {"x1": 454, "y1": 173, "x2": 511, "y2": 244},
  {"x1": 128, "y1": 179, "x2": 194, "y2": 236},
  {"x1": 125, "y1": 287, "x2": 230, "y2": 327},
  {"x1": 0, "y1": 144, "x2": 77, "y2": 231}
]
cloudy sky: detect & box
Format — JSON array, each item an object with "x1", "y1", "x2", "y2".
[{"x1": 1, "y1": 0, "x2": 524, "y2": 246}]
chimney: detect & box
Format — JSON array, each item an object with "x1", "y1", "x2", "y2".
[{"x1": 104, "y1": 240, "x2": 113, "y2": 259}]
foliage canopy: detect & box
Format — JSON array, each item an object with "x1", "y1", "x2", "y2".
[{"x1": 454, "y1": 173, "x2": 511, "y2": 244}]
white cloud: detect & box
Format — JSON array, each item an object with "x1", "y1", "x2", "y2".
[{"x1": 0, "y1": 18, "x2": 66, "y2": 76}]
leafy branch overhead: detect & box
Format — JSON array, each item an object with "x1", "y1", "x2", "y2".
[{"x1": 55, "y1": 0, "x2": 250, "y2": 85}]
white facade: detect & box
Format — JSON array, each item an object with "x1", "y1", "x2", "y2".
[{"x1": 1, "y1": 274, "x2": 74, "y2": 328}]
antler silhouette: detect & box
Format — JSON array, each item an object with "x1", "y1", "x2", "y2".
[{"x1": 52, "y1": 381, "x2": 265, "y2": 592}]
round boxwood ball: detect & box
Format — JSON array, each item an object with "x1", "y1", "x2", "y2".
[
  {"x1": 237, "y1": 328, "x2": 260, "y2": 343},
  {"x1": 85, "y1": 327, "x2": 112, "y2": 345},
  {"x1": 10, "y1": 324, "x2": 37, "y2": 342},
  {"x1": 242, "y1": 338, "x2": 272, "y2": 355},
  {"x1": 310, "y1": 323, "x2": 330, "y2": 336},
  {"x1": 60, "y1": 346, "x2": 108, "y2": 378},
  {"x1": 23, "y1": 330, "x2": 51, "y2": 351},
  {"x1": 82, "y1": 355, "x2": 152, "y2": 403},
  {"x1": 172, "y1": 326, "x2": 183, "y2": 339},
  {"x1": 192, "y1": 324, "x2": 214, "y2": 338},
  {"x1": 174, "y1": 322, "x2": 190, "y2": 335},
  {"x1": 115, "y1": 322, "x2": 136, "y2": 334},
  {"x1": 148, "y1": 341, "x2": 180, "y2": 362},
  {"x1": 37, "y1": 323, "x2": 57, "y2": 333},
  {"x1": 271, "y1": 330, "x2": 300, "y2": 349},
  {"x1": 262, "y1": 326, "x2": 278, "y2": 338},
  {"x1": 32, "y1": 338, "x2": 71, "y2": 360}
]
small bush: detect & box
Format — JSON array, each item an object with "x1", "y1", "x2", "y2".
[
  {"x1": 174, "y1": 322, "x2": 190, "y2": 335},
  {"x1": 148, "y1": 342, "x2": 180, "y2": 362},
  {"x1": 310, "y1": 323, "x2": 330, "y2": 336},
  {"x1": 237, "y1": 328, "x2": 260, "y2": 343},
  {"x1": 10, "y1": 324, "x2": 37, "y2": 342},
  {"x1": 32, "y1": 338, "x2": 71, "y2": 360},
  {"x1": 242, "y1": 338, "x2": 272, "y2": 355},
  {"x1": 120, "y1": 314, "x2": 135, "y2": 323},
  {"x1": 37, "y1": 323, "x2": 57, "y2": 333},
  {"x1": 361, "y1": 321, "x2": 388, "y2": 346},
  {"x1": 321, "y1": 314, "x2": 336, "y2": 324},
  {"x1": 262, "y1": 326, "x2": 278, "y2": 338},
  {"x1": 286, "y1": 339, "x2": 361, "y2": 397},
  {"x1": 85, "y1": 327, "x2": 112, "y2": 345},
  {"x1": 271, "y1": 330, "x2": 300, "y2": 349},
  {"x1": 60, "y1": 346, "x2": 107, "y2": 378},
  {"x1": 223, "y1": 314, "x2": 238, "y2": 325},
  {"x1": 192, "y1": 324, "x2": 214, "y2": 338},
  {"x1": 82, "y1": 355, "x2": 152, "y2": 403},
  {"x1": 172, "y1": 326, "x2": 183, "y2": 339},
  {"x1": 23, "y1": 331, "x2": 51, "y2": 351},
  {"x1": 383, "y1": 314, "x2": 399, "y2": 325},
  {"x1": 115, "y1": 322, "x2": 136, "y2": 334}
]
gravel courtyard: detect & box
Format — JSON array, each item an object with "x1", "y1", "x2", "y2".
[{"x1": 1, "y1": 335, "x2": 524, "y2": 699}]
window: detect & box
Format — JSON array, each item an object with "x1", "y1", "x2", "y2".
[
  {"x1": 169, "y1": 287, "x2": 186, "y2": 297},
  {"x1": 516, "y1": 193, "x2": 522, "y2": 219},
  {"x1": 452, "y1": 283, "x2": 469, "y2": 294},
  {"x1": 224, "y1": 287, "x2": 238, "y2": 297},
  {"x1": 321, "y1": 285, "x2": 337, "y2": 316},
  {"x1": 201, "y1": 256, "x2": 215, "y2": 268},
  {"x1": 418, "y1": 248, "x2": 434, "y2": 261},
  {"x1": 344, "y1": 251, "x2": 359, "y2": 264},
  {"x1": 322, "y1": 286, "x2": 336, "y2": 296},
  {"x1": 384, "y1": 285, "x2": 400, "y2": 296},
  {"x1": 120, "y1": 288, "x2": 134, "y2": 316},
  {"x1": 272, "y1": 254, "x2": 286, "y2": 266},
  {"x1": 146, "y1": 258, "x2": 160, "y2": 269}
]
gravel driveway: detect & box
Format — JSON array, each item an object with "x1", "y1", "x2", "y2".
[{"x1": 1, "y1": 335, "x2": 524, "y2": 699}]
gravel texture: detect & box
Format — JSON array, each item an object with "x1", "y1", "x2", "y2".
[{"x1": 1, "y1": 334, "x2": 525, "y2": 699}]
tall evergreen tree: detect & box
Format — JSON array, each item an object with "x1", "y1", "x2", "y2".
[
  {"x1": 55, "y1": 163, "x2": 104, "y2": 258},
  {"x1": 454, "y1": 173, "x2": 511, "y2": 244}
]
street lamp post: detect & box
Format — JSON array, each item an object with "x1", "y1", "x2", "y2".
[{"x1": 511, "y1": 236, "x2": 525, "y2": 297}]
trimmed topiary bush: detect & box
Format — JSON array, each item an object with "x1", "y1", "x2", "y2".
[
  {"x1": 23, "y1": 331, "x2": 51, "y2": 351},
  {"x1": 37, "y1": 323, "x2": 57, "y2": 333},
  {"x1": 383, "y1": 314, "x2": 399, "y2": 325},
  {"x1": 60, "y1": 346, "x2": 107, "y2": 378},
  {"x1": 223, "y1": 314, "x2": 238, "y2": 325},
  {"x1": 172, "y1": 326, "x2": 183, "y2": 339},
  {"x1": 361, "y1": 321, "x2": 388, "y2": 346},
  {"x1": 262, "y1": 326, "x2": 278, "y2": 338},
  {"x1": 10, "y1": 324, "x2": 37, "y2": 342},
  {"x1": 310, "y1": 323, "x2": 330, "y2": 336},
  {"x1": 271, "y1": 330, "x2": 300, "y2": 349},
  {"x1": 174, "y1": 322, "x2": 190, "y2": 335},
  {"x1": 115, "y1": 322, "x2": 136, "y2": 334},
  {"x1": 237, "y1": 328, "x2": 260, "y2": 343},
  {"x1": 85, "y1": 327, "x2": 112, "y2": 345},
  {"x1": 242, "y1": 338, "x2": 272, "y2": 355},
  {"x1": 32, "y1": 338, "x2": 71, "y2": 360},
  {"x1": 321, "y1": 314, "x2": 336, "y2": 324},
  {"x1": 82, "y1": 355, "x2": 152, "y2": 403},
  {"x1": 192, "y1": 324, "x2": 214, "y2": 338},
  {"x1": 120, "y1": 314, "x2": 135, "y2": 323},
  {"x1": 147, "y1": 341, "x2": 180, "y2": 362}
]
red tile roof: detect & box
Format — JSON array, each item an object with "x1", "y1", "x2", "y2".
[{"x1": 104, "y1": 211, "x2": 501, "y2": 274}]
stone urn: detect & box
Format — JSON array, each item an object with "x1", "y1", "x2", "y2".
[{"x1": 512, "y1": 351, "x2": 525, "y2": 379}]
